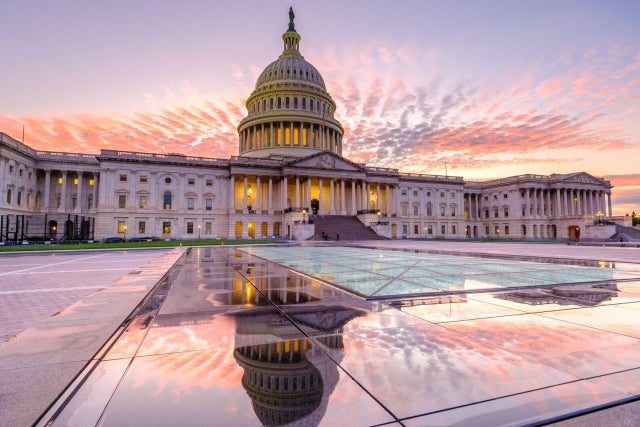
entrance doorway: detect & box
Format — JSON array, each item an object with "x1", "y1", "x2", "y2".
[
  {"x1": 568, "y1": 225, "x2": 580, "y2": 240},
  {"x1": 311, "y1": 199, "x2": 319, "y2": 215}
]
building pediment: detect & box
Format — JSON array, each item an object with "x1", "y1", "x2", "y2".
[
  {"x1": 554, "y1": 172, "x2": 610, "y2": 187},
  {"x1": 285, "y1": 152, "x2": 365, "y2": 173}
]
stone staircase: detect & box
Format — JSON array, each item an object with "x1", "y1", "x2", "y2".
[
  {"x1": 309, "y1": 215, "x2": 386, "y2": 241},
  {"x1": 610, "y1": 224, "x2": 640, "y2": 242}
]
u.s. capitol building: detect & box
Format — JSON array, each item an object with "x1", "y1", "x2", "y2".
[{"x1": 0, "y1": 9, "x2": 615, "y2": 243}]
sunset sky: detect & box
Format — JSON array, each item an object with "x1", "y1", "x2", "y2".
[{"x1": 1, "y1": 0, "x2": 639, "y2": 215}]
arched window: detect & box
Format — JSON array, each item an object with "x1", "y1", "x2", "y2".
[
  {"x1": 302, "y1": 98, "x2": 306, "y2": 109},
  {"x1": 270, "y1": 98, "x2": 274, "y2": 109},
  {"x1": 286, "y1": 97, "x2": 290, "y2": 108},
  {"x1": 277, "y1": 97, "x2": 282, "y2": 108},
  {"x1": 426, "y1": 202, "x2": 432, "y2": 216},
  {"x1": 294, "y1": 97, "x2": 298, "y2": 109},
  {"x1": 310, "y1": 99, "x2": 314, "y2": 111},
  {"x1": 163, "y1": 191, "x2": 172, "y2": 210}
]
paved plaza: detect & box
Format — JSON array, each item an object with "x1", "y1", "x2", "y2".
[{"x1": 0, "y1": 242, "x2": 639, "y2": 426}]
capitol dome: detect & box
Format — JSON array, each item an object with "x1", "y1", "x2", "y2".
[{"x1": 237, "y1": 8, "x2": 343, "y2": 159}]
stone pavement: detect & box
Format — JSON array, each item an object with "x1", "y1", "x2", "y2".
[{"x1": 0, "y1": 247, "x2": 186, "y2": 427}]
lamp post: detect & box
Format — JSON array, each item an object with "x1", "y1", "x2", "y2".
[
  {"x1": 123, "y1": 225, "x2": 127, "y2": 242},
  {"x1": 198, "y1": 224, "x2": 201, "y2": 239},
  {"x1": 596, "y1": 211, "x2": 603, "y2": 224},
  {"x1": 302, "y1": 209, "x2": 306, "y2": 224},
  {"x1": 377, "y1": 210, "x2": 381, "y2": 224}
]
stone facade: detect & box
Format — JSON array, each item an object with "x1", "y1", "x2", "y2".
[{"x1": 0, "y1": 10, "x2": 615, "y2": 243}]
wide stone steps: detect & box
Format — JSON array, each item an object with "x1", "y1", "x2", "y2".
[{"x1": 309, "y1": 215, "x2": 386, "y2": 241}]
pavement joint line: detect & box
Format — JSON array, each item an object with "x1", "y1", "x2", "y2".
[
  {"x1": 0, "y1": 286, "x2": 106, "y2": 295},
  {"x1": 3, "y1": 267, "x2": 142, "y2": 275},
  {"x1": 0, "y1": 253, "x2": 107, "y2": 277}
]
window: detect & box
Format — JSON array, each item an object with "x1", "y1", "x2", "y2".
[
  {"x1": 413, "y1": 204, "x2": 419, "y2": 216},
  {"x1": 413, "y1": 190, "x2": 418, "y2": 196},
  {"x1": 440, "y1": 205, "x2": 446, "y2": 216},
  {"x1": 505, "y1": 226, "x2": 510, "y2": 235},
  {"x1": 286, "y1": 97, "x2": 290, "y2": 108},
  {"x1": 88, "y1": 195, "x2": 93, "y2": 209},
  {"x1": 73, "y1": 177, "x2": 78, "y2": 185},
  {"x1": 187, "y1": 222, "x2": 194, "y2": 234},
  {"x1": 310, "y1": 99, "x2": 314, "y2": 111},
  {"x1": 26, "y1": 193, "x2": 31, "y2": 207},
  {"x1": 401, "y1": 202, "x2": 408, "y2": 216},
  {"x1": 205, "y1": 198, "x2": 213, "y2": 211},
  {"x1": 9, "y1": 165, "x2": 15, "y2": 174},
  {"x1": 71, "y1": 196, "x2": 76, "y2": 209},
  {"x1": 521, "y1": 205, "x2": 526, "y2": 217},
  {"x1": 440, "y1": 192, "x2": 445, "y2": 198},
  {"x1": 484, "y1": 209, "x2": 489, "y2": 219},
  {"x1": 270, "y1": 98, "x2": 274, "y2": 109},
  {"x1": 495, "y1": 226, "x2": 500, "y2": 235},
  {"x1": 139, "y1": 195, "x2": 147, "y2": 209},
  {"x1": 28, "y1": 172, "x2": 32, "y2": 180},
  {"x1": 118, "y1": 194, "x2": 126, "y2": 208},
  {"x1": 165, "y1": 177, "x2": 172, "y2": 184},
  {"x1": 401, "y1": 189, "x2": 407, "y2": 196},
  {"x1": 493, "y1": 195, "x2": 498, "y2": 200},
  {"x1": 452, "y1": 225, "x2": 457, "y2": 234},
  {"x1": 494, "y1": 208, "x2": 499, "y2": 218},
  {"x1": 117, "y1": 221, "x2": 126, "y2": 233},
  {"x1": 89, "y1": 178, "x2": 95, "y2": 186},
  {"x1": 278, "y1": 97, "x2": 282, "y2": 108},
  {"x1": 19, "y1": 169, "x2": 24, "y2": 177},
  {"x1": 302, "y1": 98, "x2": 306, "y2": 109},
  {"x1": 451, "y1": 205, "x2": 456, "y2": 216},
  {"x1": 17, "y1": 191, "x2": 22, "y2": 206},
  {"x1": 484, "y1": 196, "x2": 488, "y2": 201},
  {"x1": 427, "y1": 191, "x2": 431, "y2": 196},
  {"x1": 138, "y1": 221, "x2": 146, "y2": 234},
  {"x1": 187, "y1": 197, "x2": 195, "y2": 210},
  {"x1": 58, "y1": 177, "x2": 63, "y2": 184},
  {"x1": 427, "y1": 225, "x2": 433, "y2": 235},
  {"x1": 205, "y1": 221, "x2": 212, "y2": 234},
  {"x1": 402, "y1": 224, "x2": 408, "y2": 235},
  {"x1": 485, "y1": 225, "x2": 490, "y2": 235},
  {"x1": 414, "y1": 224, "x2": 419, "y2": 234},
  {"x1": 426, "y1": 202, "x2": 432, "y2": 216},
  {"x1": 441, "y1": 225, "x2": 446, "y2": 234},
  {"x1": 450, "y1": 192, "x2": 455, "y2": 198},
  {"x1": 188, "y1": 178, "x2": 195, "y2": 185},
  {"x1": 119, "y1": 174, "x2": 127, "y2": 182},
  {"x1": 294, "y1": 97, "x2": 298, "y2": 108},
  {"x1": 205, "y1": 179, "x2": 213, "y2": 186},
  {"x1": 503, "y1": 193, "x2": 508, "y2": 199},
  {"x1": 140, "y1": 176, "x2": 148, "y2": 183},
  {"x1": 162, "y1": 222, "x2": 171, "y2": 234},
  {"x1": 163, "y1": 191, "x2": 172, "y2": 209},
  {"x1": 504, "y1": 207, "x2": 509, "y2": 217}
]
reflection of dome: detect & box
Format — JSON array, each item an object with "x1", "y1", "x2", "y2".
[
  {"x1": 234, "y1": 342, "x2": 323, "y2": 426},
  {"x1": 237, "y1": 7, "x2": 343, "y2": 159}
]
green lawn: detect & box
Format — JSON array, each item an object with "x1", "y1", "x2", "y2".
[{"x1": 0, "y1": 238, "x2": 284, "y2": 252}]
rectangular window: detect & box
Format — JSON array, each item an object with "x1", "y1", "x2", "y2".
[
  {"x1": 441, "y1": 225, "x2": 446, "y2": 235},
  {"x1": 73, "y1": 177, "x2": 78, "y2": 185},
  {"x1": 89, "y1": 178, "x2": 95, "y2": 186},
  {"x1": 205, "y1": 221, "x2": 212, "y2": 234},
  {"x1": 139, "y1": 175, "x2": 148, "y2": 183},
  {"x1": 19, "y1": 169, "x2": 24, "y2": 177},
  {"x1": 413, "y1": 224, "x2": 419, "y2": 234},
  {"x1": 119, "y1": 174, "x2": 127, "y2": 182},
  {"x1": 118, "y1": 194, "x2": 126, "y2": 208},
  {"x1": 72, "y1": 196, "x2": 77, "y2": 209},
  {"x1": 187, "y1": 221, "x2": 194, "y2": 234},
  {"x1": 485, "y1": 209, "x2": 489, "y2": 219},
  {"x1": 58, "y1": 177, "x2": 63, "y2": 184},
  {"x1": 205, "y1": 198, "x2": 213, "y2": 211},
  {"x1": 451, "y1": 206, "x2": 456, "y2": 216},
  {"x1": 205, "y1": 179, "x2": 213, "y2": 186},
  {"x1": 28, "y1": 172, "x2": 33, "y2": 180},
  {"x1": 504, "y1": 207, "x2": 509, "y2": 217},
  {"x1": 16, "y1": 191, "x2": 22, "y2": 206},
  {"x1": 139, "y1": 196, "x2": 147, "y2": 209},
  {"x1": 495, "y1": 226, "x2": 500, "y2": 235},
  {"x1": 413, "y1": 205, "x2": 418, "y2": 216},
  {"x1": 485, "y1": 226, "x2": 490, "y2": 235},
  {"x1": 503, "y1": 193, "x2": 508, "y2": 199},
  {"x1": 452, "y1": 225, "x2": 456, "y2": 234},
  {"x1": 188, "y1": 178, "x2": 195, "y2": 185},
  {"x1": 9, "y1": 165, "x2": 14, "y2": 173},
  {"x1": 413, "y1": 190, "x2": 418, "y2": 196},
  {"x1": 427, "y1": 225, "x2": 433, "y2": 235},
  {"x1": 117, "y1": 220, "x2": 126, "y2": 233},
  {"x1": 138, "y1": 221, "x2": 146, "y2": 234},
  {"x1": 401, "y1": 190, "x2": 407, "y2": 196},
  {"x1": 162, "y1": 222, "x2": 171, "y2": 234},
  {"x1": 402, "y1": 224, "x2": 408, "y2": 235},
  {"x1": 440, "y1": 192, "x2": 445, "y2": 197},
  {"x1": 26, "y1": 193, "x2": 31, "y2": 207},
  {"x1": 505, "y1": 225, "x2": 510, "y2": 235},
  {"x1": 88, "y1": 196, "x2": 93, "y2": 209},
  {"x1": 440, "y1": 206, "x2": 445, "y2": 216},
  {"x1": 450, "y1": 192, "x2": 455, "y2": 198},
  {"x1": 187, "y1": 197, "x2": 195, "y2": 210}
]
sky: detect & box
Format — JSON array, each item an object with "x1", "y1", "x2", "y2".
[{"x1": 1, "y1": 0, "x2": 639, "y2": 215}]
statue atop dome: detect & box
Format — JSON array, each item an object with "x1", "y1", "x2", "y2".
[{"x1": 288, "y1": 7, "x2": 296, "y2": 32}]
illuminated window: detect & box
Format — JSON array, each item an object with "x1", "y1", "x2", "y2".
[
  {"x1": 162, "y1": 222, "x2": 171, "y2": 234},
  {"x1": 187, "y1": 222, "x2": 194, "y2": 234},
  {"x1": 118, "y1": 194, "x2": 126, "y2": 208},
  {"x1": 139, "y1": 196, "x2": 147, "y2": 209},
  {"x1": 205, "y1": 221, "x2": 212, "y2": 234},
  {"x1": 117, "y1": 221, "x2": 126, "y2": 233},
  {"x1": 58, "y1": 177, "x2": 63, "y2": 184},
  {"x1": 163, "y1": 191, "x2": 172, "y2": 209},
  {"x1": 89, "y1": 178, "x2": 95, "y2": 186},
  {"x1": 138, "y1": 221, "x2": 145, "y2": 234}
]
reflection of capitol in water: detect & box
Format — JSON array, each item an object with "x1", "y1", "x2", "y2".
[
  {"x1": 495, "y1": 283, "x2": 619, "y2": 306},
  {"x1": 232, "y1": 306, "x2": 363, "y2": 426}
]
